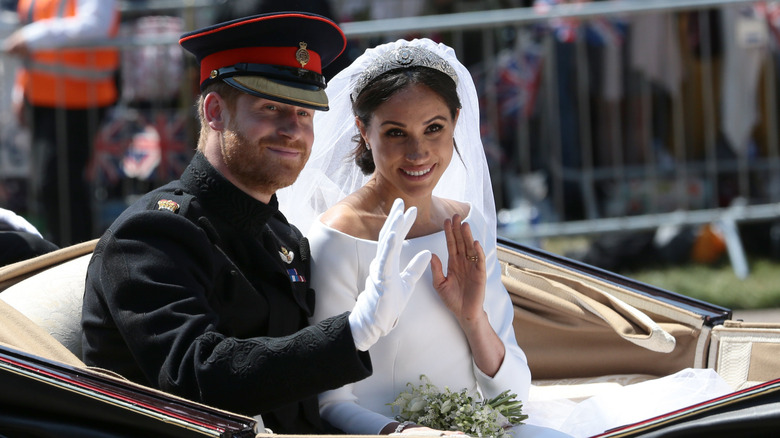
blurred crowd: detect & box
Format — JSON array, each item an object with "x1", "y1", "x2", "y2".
[{"x1": 0, "y1": 0, "x2": 529, "y2": 249}]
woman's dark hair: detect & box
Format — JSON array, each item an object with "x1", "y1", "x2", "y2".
[{"x1": 351, "y1": 66, "x2": 461, "y2": 175}]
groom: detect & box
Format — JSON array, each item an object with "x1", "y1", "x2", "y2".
[{"x1": 81, "y1": 12, "x2": 428, "y2": 434}]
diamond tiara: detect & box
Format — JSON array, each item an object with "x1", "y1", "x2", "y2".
[{"x1": 350, "y1": 45, "x2": 459, "y2": 101}]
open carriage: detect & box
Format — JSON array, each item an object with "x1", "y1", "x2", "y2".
[{"x1": 1, "y1": 237, "x2": 779, "y2": 437}]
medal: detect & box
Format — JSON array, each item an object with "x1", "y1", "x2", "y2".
[{"x1": 279, "y1": 246, "x2": 294, "y2": 264}]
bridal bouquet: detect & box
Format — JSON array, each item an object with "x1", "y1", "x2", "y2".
[{"x1": 388, "y1": 375, "x2": 528, "y2": 437}]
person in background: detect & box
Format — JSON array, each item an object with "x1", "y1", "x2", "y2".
[
  {"x1": 81, "y1": 13, "x2": 431, "y2": 434},
  {"x1": 0, "y1": 207, "x2": 58, "y2": 266},
  {"x1": 2, "y1": 0, "x2": 120, "y2": 247}
]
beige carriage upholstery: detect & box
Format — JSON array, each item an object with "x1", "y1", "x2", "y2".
[
  {"x1": 0, "y1": 239, "x2": 97, "y2": 360},
  {"x1": 0, "y1": 298, "x2": 85, "y2": 368},
  {"x1": 498, "y1": 245, "x2": 711, "y2": 380},
  {"x1": 708, "y1": 320, "x2": 780, "y2": 390},
  {"x1": 0, "y1": 253, "x2": 92, "y2": 358}
]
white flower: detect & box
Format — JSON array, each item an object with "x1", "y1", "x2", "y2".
[{"x1": 388, "y1": 375, "x2": 528, "y2": 438}]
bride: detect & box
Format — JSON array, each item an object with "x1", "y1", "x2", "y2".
[
  {"x1": 279, "y1": 38, "x2": 570, "y2": 437},
  {"x1": 279, "y1": 38, "x2": 731, "y2": 437}
]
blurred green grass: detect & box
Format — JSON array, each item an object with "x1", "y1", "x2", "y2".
[
  {"x1": 541, "y1": 237, "x2": 780, "y2": 311},
  {"x1": 623, "y1": 258, "x2": 780, "y2": 310}
]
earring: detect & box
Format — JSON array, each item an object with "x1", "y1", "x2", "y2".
[{"x1": 366, "y1": 142, "x2": 371, "y2": 151}]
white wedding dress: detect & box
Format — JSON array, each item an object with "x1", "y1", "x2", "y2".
[{"x1": 308, "y1": 205, "x2": 535, "y2": 436}]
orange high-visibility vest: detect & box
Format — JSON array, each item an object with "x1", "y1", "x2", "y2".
[{"x1": 15, "y1": 0, "x2": 120, "y2": 108}]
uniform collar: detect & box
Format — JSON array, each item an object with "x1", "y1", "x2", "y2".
[{"x1": 181, "y1": 152, "x2": 279, "y2": 237}]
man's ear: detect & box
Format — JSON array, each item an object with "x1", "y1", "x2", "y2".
[{"x1": 204, "y1": 92, "x2": 227, "y2": 131}]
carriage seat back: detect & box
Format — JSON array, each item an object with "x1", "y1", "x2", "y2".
[{"x1": 0, "y1": 251, "x2": 92, "y2": 359}]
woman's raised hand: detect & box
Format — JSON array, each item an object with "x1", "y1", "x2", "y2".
[
  {"x1": 431, "y1": 214, "x2": 487, "y2": 326},
  {"x1": 431, "y1": 214, "x2": 505, "y2": 377}
]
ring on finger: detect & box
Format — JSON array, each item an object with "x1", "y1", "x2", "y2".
[{"x1": 466, "y1": 254, "x2": 478, "y2": 262}]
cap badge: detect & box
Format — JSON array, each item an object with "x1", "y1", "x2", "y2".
[
  {"x1": 157, "y1": 199, "x2": 180, "y2": 213},
  {"x1": 279, "y1": 246, "x2": 295, "y2": 264},
  {"x1": 296, "y1": 42, "x2": 310, "y2": 68},
  {"x1": 209, "y1": 69, "x2": 219, "y2": 79}
]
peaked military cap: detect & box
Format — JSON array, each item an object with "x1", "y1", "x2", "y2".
[{"x1": 179, "y1": 12, "x2": 346, "y2": 111}]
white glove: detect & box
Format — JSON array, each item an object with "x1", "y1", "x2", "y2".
[
  {"x1": 349, "y1": 199, "x2": 432, "y2": 351},
  {"x1": 0, "y1": 207, "x2": 42, "y2": 237}
]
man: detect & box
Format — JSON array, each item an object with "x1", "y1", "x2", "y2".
[
  {"x1": 81, "y1": 12, "x2": 430, "y2": 434},
  {"x1": 3, "y1": 0, "x2": 120, "y2": 246}
]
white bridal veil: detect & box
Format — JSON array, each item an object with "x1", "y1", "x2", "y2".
[{"x1": 278, "y1": 38, "x2": 496, "y2": 244}]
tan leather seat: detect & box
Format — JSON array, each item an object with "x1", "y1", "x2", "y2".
[
  {"x1": 0, "y1": 253, "x2": 91, "y2": 358},
  {"x1": 0, "y1": 240, "x2": 96, "y2": 359}
]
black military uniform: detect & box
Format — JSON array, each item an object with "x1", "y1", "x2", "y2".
[{"x1": 81, "y1": 12, "x2": 371, "y2": 434}]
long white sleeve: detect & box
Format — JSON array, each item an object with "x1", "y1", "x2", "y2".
[
  {"x1": 21, "y1": 0, "x2": 117, "y2": 50},
  {"x1": 471, "y1": 222, "x2": 531, "y2": 402}
]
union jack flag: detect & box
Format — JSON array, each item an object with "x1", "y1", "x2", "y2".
[
  {"x1": 89, "y1": 108, "x2": 193, "y2": 187},
  {"x1": 89, "y1": 108, "x2": 128, "y2": 187},
  {"x1": 148, "y1": 110, "x2": 192, "y2": 182},
  {"x1": 533, "y1": 0, "x2": 626, "y2": 46},
  {"x1": 534, "y1": 0, "x2": 581, "y2": 43}
]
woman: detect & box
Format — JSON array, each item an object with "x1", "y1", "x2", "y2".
[
  {"x1": 280, "y1": 38, "x2": 735, "y2": 438},
  {"x1": 279, "y1": 39, "x2": 569, "y2": 437}
]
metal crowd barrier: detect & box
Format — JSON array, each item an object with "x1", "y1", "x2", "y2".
[{"x1": 1, "y1": 0, "x2": 778, "y2": 272}]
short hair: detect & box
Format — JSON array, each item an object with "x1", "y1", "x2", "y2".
[{"x1": 350, "y1": 66, "x2": 461, "y2": 175}]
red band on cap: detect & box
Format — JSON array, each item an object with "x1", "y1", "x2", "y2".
[{"x1": 200, "y1": 46, "x2": 322, "y2": 84}]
